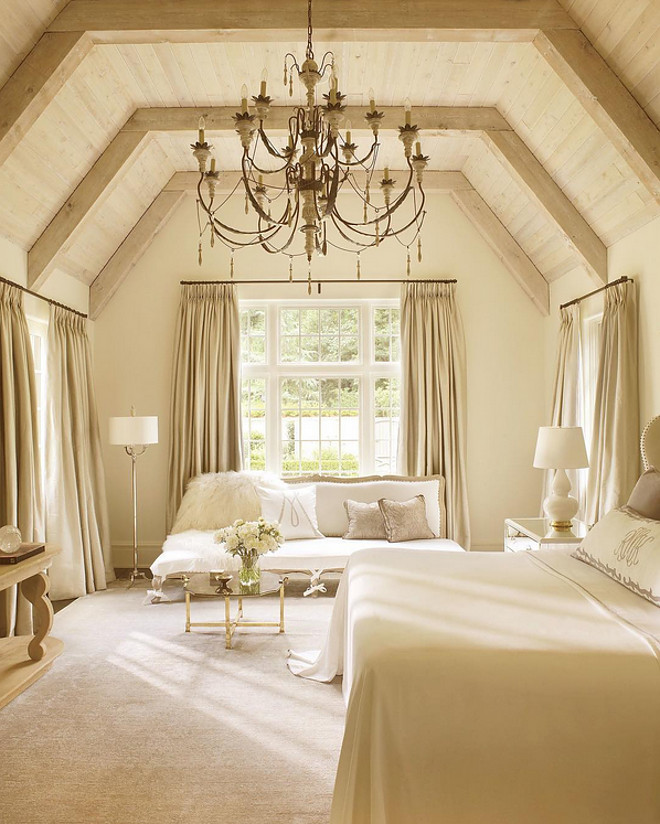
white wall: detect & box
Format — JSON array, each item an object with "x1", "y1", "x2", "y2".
[{"x1": 94, "y1": 193, "x2": 548, "y2": 563}]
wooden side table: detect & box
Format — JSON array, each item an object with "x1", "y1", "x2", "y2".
[
  {"x1": 0, "y1": 547, "x2": 64, "y2": 710},
  {"x1": 504, "y1": 518, "x2": 588, "y2": 553}
]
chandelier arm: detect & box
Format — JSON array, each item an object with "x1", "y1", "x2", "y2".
[
  {"x1": 327, "y1": 213, "x2": 380, "y2": 250},
  {"x1": 318, "y1": 52, "x2": 334, "y2": 76},
  {"x1": 255, "y1": 126, "x2": 294, "y2": 163},
  {"x1": 337, "y1": 168, "x2": 419, "y2": 229},
  {"x1": 209, "y1": 222, "x2": 280, "y2": 248},
  {"x1": 336, "y1": 139, "x2": 381, "y2": 169}
]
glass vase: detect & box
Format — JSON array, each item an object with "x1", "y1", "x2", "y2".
[{"x1": 239, "y1": 550, "x2": 261, "y2": 589}]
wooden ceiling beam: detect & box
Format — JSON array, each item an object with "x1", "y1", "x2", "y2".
[
  {"x1": 164, "y1": 170, "x2": 475, "y2": 194},
  {"x1": 27, "y1": 131, "x2": 150, "y2": 290},
  {"x1": 124, "y1": 106, "x2": 510, "y2": 134},
  {"x1": 483, "y1": 130, "x2": 607, "y2": 285},
  {"x1": 535, "y1": 29, "x2": 660, "y2": 205},
  {"x1": 0, "y1": 32, "x2": 92, "y2": 168},
  {"x1": 89, "y1": 190, "x2": 186, "y2": 320},
  {"x1": 450, "y1": 188, "x2": 549, "y2": 315},
  {"x1": 49, "y1": 0, "x2": 575, "y2": 43}
]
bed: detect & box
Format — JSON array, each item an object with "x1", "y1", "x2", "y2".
[{"x1": 289, "y1": 544, "x2": 660, "y2": 823}]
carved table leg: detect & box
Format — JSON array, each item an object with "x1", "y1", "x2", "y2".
[{"x1": 20, "y1": 572, "x2": 54, "y2": 662}]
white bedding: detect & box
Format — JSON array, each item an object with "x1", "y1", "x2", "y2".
[
  {"x1": 151, "y1": 529, "x2": 463, "y2": 580},
  {"x1": 289, "y1": 548, "x2": 660, "y2": 824}
]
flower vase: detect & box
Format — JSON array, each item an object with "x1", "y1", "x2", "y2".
[{"x1": 239, "y1": 549, "x2": 261, "y2": 589}]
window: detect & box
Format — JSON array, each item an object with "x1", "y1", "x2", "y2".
[{"x1": 241, "y1": 301, "x2": 400, "y2": 476}]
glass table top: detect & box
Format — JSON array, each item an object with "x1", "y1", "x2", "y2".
[{"x1": 182, "y1": 570, "x2": 283, "y2": 598}]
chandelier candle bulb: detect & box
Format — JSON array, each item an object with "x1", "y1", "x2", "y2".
[
  {"x1": 241, "y1": 84, "x2": 249, "y2": 113},
  {"x1": 198, "y1": 116, "x2": 205, "y2": 144},
  {"x1": 369, "y1": 88, "x2": 376, "y2": 113},
  {"x1": 405, "y1": 98, "x2": 412, "y2": 126},
  {"x1": 260, "y1": 69, "x2": 268, "y2": 97},
  {"x1": 210, "y1": 157, "x2": 216, "y2": 173},
  {"x1": 415, "y1": 141, "x2": 421, "y2": 155},
  {"x1": 384, "y1": 167, "x2": 390, "y2": 180},
  {"x1": 345, "y1": 120, "x2": 352, "y2": 143}
]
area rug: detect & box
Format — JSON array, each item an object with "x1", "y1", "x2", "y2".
[{"x1": 1, "y1": 581, "x2": 343, "y2": 824}]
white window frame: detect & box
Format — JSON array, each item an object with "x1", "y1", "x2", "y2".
[{"x1": 240, "y1": 299, "x2": 400, "y2": 476}]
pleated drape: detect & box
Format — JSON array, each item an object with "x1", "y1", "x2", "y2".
[
  {"x1": 166, "y1": 283, "x2": 242, "y2": 530},
  {"x1": 397, "y1": 281, "x2": 470, "y2": 549},
  {"x1": 0, "y1": 282, "x2": 43, "y2": 636},
  {"x1": 46, "y1": 306, "x2": 113, "y2": 600},
  {"x1": 586, "y1": 281, "x2": 639, "y2": 523},
  {"x1": 544, "y1": 304, "x2": 585, "y2": 518}
]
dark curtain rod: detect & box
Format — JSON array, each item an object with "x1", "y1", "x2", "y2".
[
  {"x1": 0, "y1": 274, "x2": 88, "y2": 319},
  {"x1": 180, "y1": 278, "x2": 458, "y2": 285},
  {"x1": 560, "y1": 275, "x2": 632, "y2": 310}
]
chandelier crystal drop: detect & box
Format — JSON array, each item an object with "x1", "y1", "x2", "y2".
[{"x1": 191, "y1": 0, "x2": 429, "y2": 270}]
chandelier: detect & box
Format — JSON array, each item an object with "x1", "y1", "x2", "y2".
[{"x1": 191, "y1": 0, "x2": 429, "y2": 284}]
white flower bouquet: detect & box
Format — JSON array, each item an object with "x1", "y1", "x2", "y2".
[{"x1": 215, "y1": 518, "x2": 284, "y2": 586}]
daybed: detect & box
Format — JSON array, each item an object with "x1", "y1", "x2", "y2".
[{"x1": 149, "y1": 472, "x2": 464, "y2": 599}]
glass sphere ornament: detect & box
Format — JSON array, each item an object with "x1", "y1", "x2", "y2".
[{"x1": 0, "y1": 525, "x2": 22, "y2": 554}]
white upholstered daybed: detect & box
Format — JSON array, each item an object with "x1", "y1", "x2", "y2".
[{"x1": 149, "y1": 472, "x2": 464, "y2": 599}]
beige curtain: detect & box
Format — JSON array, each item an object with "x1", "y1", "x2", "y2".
[
  {"x1": 46, "y1": 306, "x2": 113, "y2": 600},
  {"x1": 586, "y1": 280, "x2": 639, "y2": 523},
  {"x1": 0, "y1": 282, "x2": 43, "y2": 636},
  {"x1": 398, "y1": 281, "x2": 470, "y2": 549},
  {"x1": 544, "y1": 303, "x2": 585, "y2": 518},
  {"x1": 167, "y1": 282, "x2": 242, "y2": 529}
]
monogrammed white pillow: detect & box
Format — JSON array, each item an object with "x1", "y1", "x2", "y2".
[
  {"x1": 573, "y1": 507, "x2": 660, "y2": 606},
  {"x1": 255, "y1": 484, "x2": 323, "y2": 540}
]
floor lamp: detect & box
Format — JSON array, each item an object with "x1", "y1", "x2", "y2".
[{"x1": 109, "y1": 410, "x2": 159, "y2": 586}]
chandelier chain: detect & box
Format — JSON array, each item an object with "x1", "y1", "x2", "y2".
[{"x1": 306, "y1": 0, "x2": 314, "y2": 60}]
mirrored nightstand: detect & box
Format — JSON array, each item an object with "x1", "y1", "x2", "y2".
[{"x1": 504, "y1": 517, "x2": 588, "y2": 553}]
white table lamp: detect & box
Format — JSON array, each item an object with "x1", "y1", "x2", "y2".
[
  {"x1": 109, "y1": 408, "x2": 158, "y2": 586},
  {"x1": 533, "y1": 426, "x2": 588, "y2": 531}
]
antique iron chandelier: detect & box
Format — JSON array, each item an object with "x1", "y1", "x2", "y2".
[{"x1": 191, "y1": 0, "x2": 428, "y2": 283}]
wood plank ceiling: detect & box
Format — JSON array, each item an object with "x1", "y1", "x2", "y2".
[{"x1": 0, "y1": 0, "x2": 658, "y2": 315}]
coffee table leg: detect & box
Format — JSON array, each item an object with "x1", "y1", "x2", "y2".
[
  {"x1": 225, "y1": 595, "x2": 232, "y2": 649},
  {"x1": 279, "y1": 583, "x2": 285, "y2": 633},
  {"x1": 21, "y1": 571, "x2": 53, "y2": 662},
  {"x1": 185, "y1": 591, "x2": 191, "y2": 632}
]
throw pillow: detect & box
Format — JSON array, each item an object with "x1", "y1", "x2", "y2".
[
  {"x1": 256, "y1": 484, "x2": 323, "y2": 540},
  {"x1": 172, "y1": 471, "x2": 261, "y2": 533},
  {"x1": 626, "y1": 466, "x2": 660, "y2": 521},
  {"x1": 343, "y1": 499, "x2": 387, "y2": 540},
  {"x1": 572, "y1": 507, "x2": 660, "y2": 606},
  {"x1": 378, "y1": 494, "x2": 435, "y2": 542}
]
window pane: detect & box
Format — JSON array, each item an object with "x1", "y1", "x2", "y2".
[
  {"x1": 280, "y1": 376, "x2": 360, "y2": 477},
  {"x1": 280, "y1": 336, "x2": 299, "y2": 362},
  {"x1": 280, "y1": 309, "x2": 299, "y2": 334},
  {"x1": 242, "y1": 377, "x2": 267, "y2": 470},
  {"x1": 373, "y1": 376, "x2": 400, "y2": 474},
  {"x1": 240, "y1": 309, "x2": 266, "y2": 364},
  {"x1": 340, "y1": 309, "x2": 358, "y2": 334},
  {"x1": 340, "y1": 336, "x2": 358, "y2": 362},
  {"x1": 372, "y1": 307, "x2": 400, "y2": 364}
]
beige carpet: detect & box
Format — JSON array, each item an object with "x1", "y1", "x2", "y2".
[{"x1": 1, "y1": 580, "x2": 344, "y2": 824}]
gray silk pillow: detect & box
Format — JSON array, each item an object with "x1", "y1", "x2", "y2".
[
  {"x1": 343, "y1": 500, "x2": 387, "y2": 540},
  {"x1": 627, "y1": 467, "x2": 660, "y2": 521},
  {"x1": 378, "y1": 495, "x2": 434, "y2": 542}
]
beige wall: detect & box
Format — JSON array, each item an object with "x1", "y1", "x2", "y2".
[{"x1": 94, "y1": 193, "x2": 549, "y2": 562}]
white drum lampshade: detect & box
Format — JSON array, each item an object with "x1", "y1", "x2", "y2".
[
  {"x1": 109, "y1": 415, "x2": 158, "y2": 446},
  {"x1": 533, "y1": 426, "x2": 588, "y2": 531}
]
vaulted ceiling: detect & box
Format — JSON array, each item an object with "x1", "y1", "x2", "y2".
[{"x1": 0, "y1": 0, "x2": 659, "y2": 317}]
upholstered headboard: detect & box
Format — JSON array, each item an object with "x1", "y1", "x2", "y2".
[{"x1": 641, "y1": 415, "x2": 660, "y2": 470}]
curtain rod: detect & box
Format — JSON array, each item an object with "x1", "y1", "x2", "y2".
[
  {"x1": 560, "y1": 275, "x2": 632, "y2": 310},
  {"x1": 0, "y1": 274, "x2": 88, "y2": 319},
  {"x1": 180, "y1": 278, "x2": 458, "y2": 285}
]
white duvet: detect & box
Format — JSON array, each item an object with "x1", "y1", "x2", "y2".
[{"x1": 289, "y1": 548, "x2": 660, "y2": 824}]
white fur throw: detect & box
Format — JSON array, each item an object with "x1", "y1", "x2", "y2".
[{"x1": 171, "y1": 471, "x2": 286, "y2": 534}]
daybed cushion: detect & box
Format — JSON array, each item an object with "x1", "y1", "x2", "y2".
[
  {"x1": 151, "y1": 530, "x2": 463, "y2": 580},
  {"x1": 292, "y1": 476, "x2": 444, "y2": 537}
]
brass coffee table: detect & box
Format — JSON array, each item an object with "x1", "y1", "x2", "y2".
[{"x1": 182, "y1": 571, "x2": 287, "y2": 649}]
